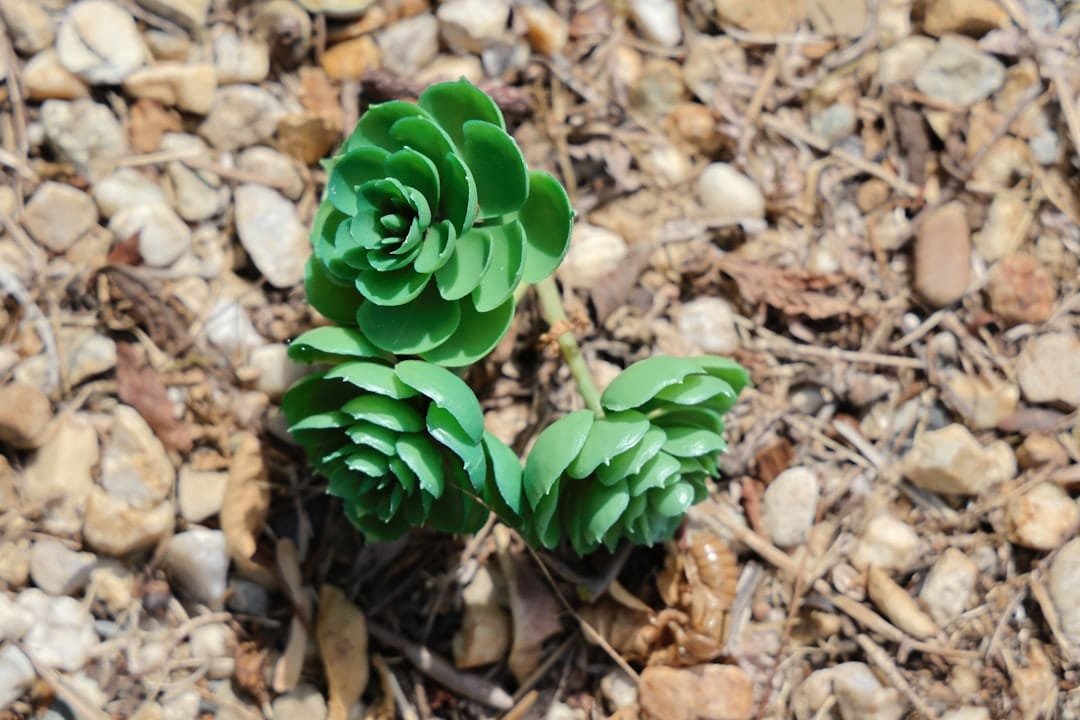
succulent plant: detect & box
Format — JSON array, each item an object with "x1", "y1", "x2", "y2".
[
  {"x1": 307, "y1": 79, "x2": 574, "y2": 367},
  {"x1": 521, "y1": 356, "x2": 749, "y2": 555},
  {"x1": 281, "y1": 327, "x2": 526, "y2": 540}
]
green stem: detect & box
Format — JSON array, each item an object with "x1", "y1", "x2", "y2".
[{"x1": 534, "y1": 277, "x2": 604, "y2": 418}]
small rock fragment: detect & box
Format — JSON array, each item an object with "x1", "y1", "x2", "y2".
[
  {"x1": 696, "y1": 162, "x2": 765, "y2": 222},
  {"x1": 237, "y1": 147, "x2": 305, "y2": 200},
  {"x1": 878, "y1": 36, "x2": 936, "y2": 85},
  {"x1": 190, "y1": 623, "x2": 235, "y2": 678},
  {"x1": 60, "y1": 329, "x2": 117, "y2": 386},
  {"x1": 320, "y1": 36, "x2": 381, "y2": 81},
  {"x1": 0, "y1": 0, "x2": 55, "y2": 54},
  {"x1": 109, "y1": 203, "x2": 192, "y2": 267},
  {"x1": 713, "y1": 0, "x2": 804, "y2": 33},
  {"x1": 205, "y1": 299, "x2": 266, "y2": 356},
  {"x1": 123, "y1": 63, "x2": 218, "y2": 115},
  {"x1": 296, "y1": 0, "x2": 375, "y2": 16},
  {"x1": 941, "y1": 709, "x2": 990, "y2": 720},
  {"x1": 82, "y1": 488, "x2": 173, "y2": 556},
  {"x1": 87, "y1": 562, "x2": 136, "y2": 615},
  {"x1": 914, "y1": 35, "x2": 1005, "y2": 106},
  {"x1": 675, "y1": 297, "x2": 740, "y2": 355},
  {"x1": 807, "y1": 0, "x2": 867, "y2": 36},
  {"x1": 901, "y1": 423, "x2": 1016, "y2": 496},
  {"x1": 1016, "y1": 333, "x2": 1080, "y2": 408},
  {"x1": 29, "y1": 539, "x2": 96, "y2": 596},
  {"x1": 453, "y1": 563, "x2": 511, "y2": 669},
  {"x1": 23, "y1": 414, "x2": 99, "y2": 536},
  {"x1": 178, "y1": 466, "x2": 229, "y2": 522},
  {"x1": 23, "y1": 50, "x2": 90, "y2": 100},
  {"x1": 164, "y1": 527, "x2": 229, "y2": 606},
  {"x1": 376, "y1": 14, "x2": 439, "y2": 76},
  {"x1": 833, "y1": 662, "x2": 906, "y2": 720},
  {"x1": 21, "y1": 181, "x2": 98, "y2": 253},
  {"x1": 0, "y1": 645, "x2": 35, "y2": 710},
  {"x1": 518, "y1": 3, "x2": 568, "y2": 56},
  {"x1": 922, "y1": 0, "x2": 1010, "y2": 37},
  {"x1": 985, "y1": 254, "x2": 1055, "y2": 326},
  {"x1": 810, "y1": 103, "x2": 857, "y2": 144},
  {"x1": 272, "y1": 684, "x2": 328, "y2": 720},
  {"x1": 557, "y1": 223, "x2": 628, "y2": 289},
  {"x1": 134, "y1": 0, "x2": 210, "y2": 29},
  {"x1": 213, "y1": 29, "x2": 271, "y2": 84},
  {"x1": 852, "y1": 515, "x2": 920, "y2": 571},
  {"x1": 761, "y1": 466, "x2": 819, "y2": 547},
  {"x1": 56, "y1": 0, "x2": 145, "y2": 84},
  {"x1": 1006, "y1": 483, "x2": 1080, "y2": 551},
  {"x1": 234, "y1": 184, "x2": 310, "y2": 288},
  {"x1": 919, "y1": 547, "x2": 977, "y2": 625},
  {"x1": 628, "y1": 0, "x2": 681, "y2": 47},
  {"x1": 1016, "y1": 433, "x2": 1068, "y2": 469},
  {"x1": 42, "y1": 99, "x2": 128, "y2": 180},
  {"x1": 0, "y1": 382, "x2": 51, "y2": 449},
  {"x1": 17, "y1": 589, "x2": 98, "y2": 671},
  {"x1": 438, "y1": 0, "x2": 510, "y2": 54},
  {"x1": 914, "y1": 201, "x2": 971, "y2": 307},
  {"x1": 639, "y1": 664, "x2": 754, "y2": 720},
  {"x1": 199, "y1": 84, "x2": 284, "y2": 151},
  {"x1": 0, "y1": 593, "x2": 34, "y2": 642},
  {"x1": 942, "y1": 371, "x2": 1018, "y2": 430},
  {"x1": 601, "y1": 669, "x2": 638, "y2": 712},
  {"x1": 249, "y1": 343, "x2": 306, "y2": 399},
  {"x1": 866, "y1": 566, "x2": 940, "y2": 639},
  {"x1": 100, "y1": 405, "x2": 175, "y2": 506},
  {"x1": 92, "y1": 168, "x2": 168, "y2": 218},
  {"x1": 1049, "y1": 538, "x2": 1080, "y2": 653},
  {"x1": 161, "y1": 132, "x2": 230, "y2": 222}
]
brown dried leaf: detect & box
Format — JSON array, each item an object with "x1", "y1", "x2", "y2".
[
  {"x1": 129, "y1": 98, "x2": 182, "y2": 154},
  {"x1": 233, "y1": 641, "x2": 271, "y2": 707},
  {"x1": 453, "y1": 563, "x2": 511, "y2": 669},
  {"x1": 221, "y1": 432, "x2": 274, "y2": 586},
  {"x1": 715, "y1": 255, "x2": 857, "y2": 319},
  {"x1": 297, "y1": 67, "x2": 344, "y2": 129},
  {"x1": 318, "y1": 584, "x2": 369, "y2": 720},
  {"x1": 277, "y1": 113, "x2": 340, "y2": 165},
  {"x1": 95, "y1": 266, "x2": 192, "y2": 356},
  {"x1": 115, "y1": 342, "x2": 192, "y2": 453},
  {"x1": 1037, "y1": 167, "x2": 1080, "y2": 225},
  {"x1": 273, "y1": 539, "x2": 311, "y2": 693},
  {"x1": 494, "y1": 526, "x2": 563, "y2": 682}
]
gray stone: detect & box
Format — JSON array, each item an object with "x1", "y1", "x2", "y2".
[
  {"x1": 810, "y1": 103, "x2": 857, "y2": 144},
  {"x1": 55, "y1": 0, "x2": 145, "y2": 84},
  {"x1": 92, "y1": 168, "x2": 167, "y2": 219},
  {"x1": 198, "y1": 85, "x2": 283, "y2": 151},
  {"x1": 675, "y1": 297, "x2": 740, "y2": 355},
  {"x1": 41, "y1": 99, "x2": 128, "y2": 180},
  {"x1": 134, "y1": 0, "x2": 210, "y2": 29},
  {"x1": 60, "y1": 328, "x2": 117, "y2": 386},
  {"x1": 832, "y1": 662, "x2": 905, "y2": 720},
  {"x1": 0, "y1": 0, "x2": 55, "y2": 54},
  {"x1": 205, "y1": 299, "x2": 266, "y2": 356},
  {"x1": 761, "y1": 467, "x2": 819, "y2": 547},
  {"x1": 249, "y1": 343, "x2": 306, "y2": 399},
  {"x1": 164, "y1": 528, "x2": 229, "y2": 606},
  {"x1": 234, "y1": 184, "x2": 309, "y2": 288},
  {"x1": 0, "y1": 645, "x2": 34, "y2": 710},
  {"x1": 21, "y1": 182, "x2": 97, "y2": 252},
  {"x1": 878, "y1": 37, "x2": 936, "y2": 85},
  {"x1": 852, "y1": 515, "x2": 920, "y2": 571},
  {"x1": 236, "y1": 147, "x2": 304, "y2": 200},
  {"x1": 29, "y1": 539, "x2": 96, "y2": 596},
  {"x1": 696, "y1": 162, "x2": 765, "y2": 221},
  {"x1": 109, "y1": 203, "x2": 191, "y2": 267},
  {"x1": 17, "y1": 588, "x2": 98, "y2": 671},
  {"x1": 438, "y1": 0, "x2": 510, "y2": 54},
  {"x1": 0, "y1": 594, "x2": 33, "y2": 642},
  {"x1": 919, "y1": 547, "x2": 976, "y2": 625},
  {"x1": 190, "y1": 623, "x2": 234, "y2": 679},
  {"x1": 377, "y1": 14, "x2": 439, "y2": 76},
  {"x1": 914, "y1": 35, "x2": 1005, "y2": 106},
  {"x1": 271, "y1": 684, "x2": 328, "y2": 720}
]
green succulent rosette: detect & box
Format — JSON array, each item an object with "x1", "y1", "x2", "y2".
[
  {"x1": 521, "y1": 356, "x2": 749, "y2": 555},
  {"x1": 282, "y1": 327, "x2": 526, "y2": 540},
  {"x1": 307, "y1": 79, "x2": 574, "y2": 367}
]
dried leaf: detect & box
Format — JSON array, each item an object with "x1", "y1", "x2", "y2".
[
  {"x1": 453, "y1": 563, "x2": 511, "y2": 669},
  {"x1": 277, "y1": 113, "x2": 340, "y2": 165},
  {"x1": 273, "y1": 539, "x2": 311, "y2": 693},
  {"x1": 494, "y1": 526, "x2": 563, "y2": 682},
  {"x1": 115, "y1": 342, "x2": 192, "y2": 453},
  {"x1": 1037, "y1": 167, "x2": 1080, "y2": 225},
  {"x1": 233, "y1": 641, "x2": 271, "y2": 707},
  {"x1": 222, "y1": 432, "x2": 273, "y2": 586},
  {"x1": 129, "y1": 98, "x2": 182, "y2": 154},
  {"x1": 318, "y1": 584, "x2": 369, "y2": 720},
  {"x1": 715, "y1": 255, "x2": 857, "y2": 320}
]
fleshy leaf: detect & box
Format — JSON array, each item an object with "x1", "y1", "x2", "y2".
[
  {"x1": 694, "y1": 355, "x2": 752, "y2": 395},
  {"x1": 434, "y1": 227, "x2": 492, "y2": 301},
  {"x1": 600, "y1": 356, "x2": 705, "y2": 412},
  {"x1": 395, "y1": 434, "x2": 445, "y2": 498},
  {"x1": 355, "y1": 266, "x2": 430, "y2": 307},
  {"x1": 287, "y1": 327, "x2": 384, "y2": 364},
  {"x1": 471, "y1": 221, "x2": 525, "y2": 313},
  {"x1": 357, "y1": 283, "x2": 462, "y2": 355},
  {"x1": 523, "y1": 410, "x2": 594, "y2": 508},
  {"x1": 566, "y1": 410, "x2": 650, "y2": 480},
  {"x1": 462, "y1": 120, "x2": 529, "y2": 218},
  {"x1": 304, "y1": 258, "x2": 363, "y2": 326},
  {"x1": 328, "y1": 146, "x2": 390, "y2": 214},
  {"x1": 341, "y1": 394, "x2": 423, "y2": 433},
  {"x1": 419, "y1": 297, "x2": 514, "y2": 367},
  {"x1": 483, "y1": 431, "x2": 522, "y2": 514},
  {"x1": 418, "y1": 79, "x2": 505, "y2": 148},
  {"x1": 324, "y1": 361, "x2": 419, "y2": 400},
  {"x1": 594, "y1": 427, "x2": 666, "y2": 485},
  {"x1": 582, "y1": 479, "x2": 630, "y2": 545},
  {"x1": 346, "y1": 100, "x2": 428, "y2": 152},
  {"x1": 661, "y1": 426, "x2": 727, "y2": 458},
  {"x1": 395, "y1": 360, "x2": 484, "y2": 442},
  {"x1": 384, "y1": 147, "x2": 440, "y2": 212},
  {"x1": 519, "y1": 171, "x2": 574, "y2": 283}
]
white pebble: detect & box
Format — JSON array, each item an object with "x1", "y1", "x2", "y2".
[
  {"x1": 17, "y1": 588, "x2": 98, "y2": 671},
  {"x1": 852, "y1": 515, "x2": 919, "y2": 571},
  {"x1": 29, "y1": 538, "x2": 97, "y2": 596},
  {"x1": 696, "y1": 162, "x2": 765, "y2": 222},
  {"x1": 919, "y1": 547, "x2": 977, "y2": 625},
  {"x1": 675, "y1": 297, "x2": 740, "y2": 355},
  {"x1": 163, "y1": 527, "x2": 229, "y2": 607},
  {"x1": 761, "y1": 467, "x2": 819, "y2": 547}
]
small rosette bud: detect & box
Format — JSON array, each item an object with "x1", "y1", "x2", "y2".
[
  {"x1": 282, "y1": 327, "x2": 525, "y2": 540},
  {"x1": 306, "y1": 79, "x2": 573, "y2": 367},
  {"x1": 522, "y1": 356, "x2": 749, "y2": 554}
]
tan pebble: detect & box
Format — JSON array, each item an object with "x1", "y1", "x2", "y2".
[
  {"x1": 1016, "y1": 433, "x2": 1067, "y2": 469},
  {"x1": 639, "y1": 664, "x2": 753, "y2": 720},
  {"x1": 1016, "y1": 333, "x2": 1080, "y2": 408},
  {"x1": 320, "y1": 35, "x2": 381, "y2": 81},
  {"x1": 665, "y1": 102, "x2": 720, "y2": 152},
  {"x1": 23, "y1": 50, "x2": 90, "y2": 100},
  {"x1": 1006, "y1": 482, "x2": 1080, "y2": 551},
  {"x1": 942, "y1": 370, "x2": 1018, "y2": 430},
  {"x1": 985, "y1": 253, "x2": 1055, "y2": 326},
  {"x1": 914, "y1": 201, "x2": 971, "y2": 307},
  {"x1": 123, "y1": 62, "x2": 218, "y2": 115},
  {"x1": 922, "y1": 0, "x2": 1010, "y2": 37},
  {"x1": 518, "y1": 3, "x2": 568, "y2": 56},
  {"x1": 0, "y1": 382, "x2": 52, "y2": 449},
  {"x1": 856, "y1": 178, "x2": 890, "y2": 212},
  {"x1": 867, "y1": 566, "x2": 940, "y2": 639}
]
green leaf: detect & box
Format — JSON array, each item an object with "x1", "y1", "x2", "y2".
[
  {"x1": 519, "y1": 171, "x2": 574, "y2": 283},
  {"x1": 287, "y1": 326, "x2": 384, "y2": 364},
  {"x1": 341, "y1": 394, "x2": 423, "y2": 433},
  {"x1": 389, "y1": 115, "x2": 454, "y2": 163},
  {"x1": 304, "y1": 258, "x2": 363, "y2": 326},
  {"x1": 523, "y1": 410, "x2": 594, "y2": 508},
  {"x1": 483, "y1": 431, "x2": 522, "y2": 514},
  {"x1": 566, "y1": 410, "x2": 650, "y2": 479},
  {"x1": 428, "y1": 405, "x2": 486, "y2": 493},
  {"x1": 650, "y1": 482, "x2": 695, "y2": 517},
  {"x1": 531, "y1": 476, "x2": 562, "y2": 549},
  {"x1": 324, "y1": 360, "x2": 419, "y2": 399},
  {"x1": 418, "y1": 79, "x2": 505, "y2": 148},
  {"x1": 582, "y1": 479, "x2": 630, "y2": 544},
  {"x1": 627, "y1": 451, "x2": 681, "y2": 495},
  {"x1": 654, "y1": 374, "x2": 736, "y2": 407},
  {"x1": 355, "y1": 267, "x2": 429, "y2": 307},
  {"x1": 600, "y1": 356, "x2": 705, "y2": 412},
  {"x1": 328, "y1": 146, "x2": 390, "y2": 215},
  {"x1": 345, "y1": 421, "x2": 397, "y2": 456},
  {"x1": 648, "y1": 407, "x2": 726, "y2": 435},
  {"x1": 462, "y1": 120, "x2": 529, "y2": 218},
  {"x1": 281, "y1": 373, "x2": 341, "y2": 424},
  {"x1": 357, "y1": 283, "x2": 462, "y2": 355},
  {"x1": 471, "y1": 221, "x2": 525, "y2": 312},
  {"x1": 389, "y1": 456, "x2": 418, "y2": 495},
  {"x1": 694, "y1": 356, "x2": 751, "y2": 395},
  {"x1": 661, "y1": 426, "x2": 727, "y2": 458},
  {"x1": 435, "y1": 227, "x2": 492, "y2": 301},
  {"x1": 385, "y1": 147, "x2": 440, "y2": 212},
  {"x1": 419, "y1": 296, "x2": 514, "y2": 368},
  {"x1": 326, "y1": 467, "x2": 359, "y2": 502},
  {"x1": 412, "y1": 221, "x2": 456, "y2": 275},
  {"x1": 595, "y1": 427, "x2": 666, "y2": 485},
  {"x1": 346, "y1": 100, "x2": 428, "y2": 152},
  {"x1": 440, "y1": 152, "x2": 478, "y2": 235},
  {"x1": 345, "y1": 448, "x2": 389, "y2": 477},
  {"x1": 396, "y1": 360, "x2": 484, "y2": 442},
  {"x1": 396, "y1": 434, "x2": 445, "y2": 498}
]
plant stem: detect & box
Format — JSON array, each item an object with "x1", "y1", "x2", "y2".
[{"x1": 534, "y1": 277, "x2": 604, "y2": 418}]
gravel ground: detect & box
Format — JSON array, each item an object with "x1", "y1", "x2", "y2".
[{"x1": 1, "y1": 0, "x2": 1079, "y2": 718}]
